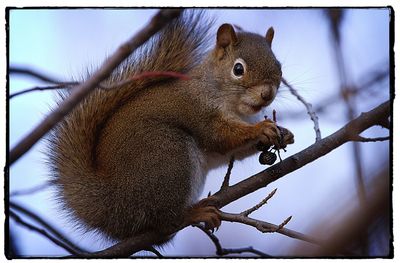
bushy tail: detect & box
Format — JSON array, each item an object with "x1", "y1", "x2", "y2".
[{"x1": 46, "y1": 10, "x2": 213, "y2": 188}]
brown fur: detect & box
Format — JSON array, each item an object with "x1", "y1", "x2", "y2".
[{"x1": 47, "y1": 10, "x2": 293, "y2": 243}]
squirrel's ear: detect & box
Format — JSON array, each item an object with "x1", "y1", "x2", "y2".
[
  {"x1": 217, "y1": 23, "x2": 238, "y2": 49},
  {"x1": 265, "y1": 27, "x2": 274, "y2": 47}
]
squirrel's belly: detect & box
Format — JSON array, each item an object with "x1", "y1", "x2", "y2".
[
  {"x1": 205, "y1": 152, "x2": 231, "y2": 171},
  {"x1": 187, "y1": 144, "x2": 208, "y2": 204}
]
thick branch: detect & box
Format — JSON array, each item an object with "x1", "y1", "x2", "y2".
[
  {"x1": 9, "y1": 9, "x2": 183, "y2": 165},
  {"x1": 212, "y1": 100, "x2": 390, "y2": 209},
  {"x1": 83, "y1": 232, "x2": 164, "y2": 258}
]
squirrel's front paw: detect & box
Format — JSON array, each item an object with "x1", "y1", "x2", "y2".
[{"x1": 256, "y1": 120, "x2": 281, "y2": 147}]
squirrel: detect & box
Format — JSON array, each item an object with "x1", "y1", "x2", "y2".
[{"x1": 47, "y1": 10, "x2": 294, "y2": 246}]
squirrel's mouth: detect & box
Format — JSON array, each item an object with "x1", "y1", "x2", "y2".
[
  {"x1": 250, "y1": 104, "x2": 263, "y2": 112},
  {"x1": 243, "y1": 102, "x2": 266, "y2": 113}
]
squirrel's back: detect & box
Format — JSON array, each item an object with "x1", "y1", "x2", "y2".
[{"x1": 46, "y1": 10, "x2": 213, "y2": 240}]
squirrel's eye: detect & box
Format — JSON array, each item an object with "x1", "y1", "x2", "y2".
[
  {"x1": 233, "y1": 63, "x2": 244, "y2": 76},
  {"x1": 231, "y1": 58, "x2": 246, "y2": 79}
]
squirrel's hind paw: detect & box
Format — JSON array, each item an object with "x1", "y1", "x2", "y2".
[{"x1": 184, "y1": 205, "x2": 221, "y2": 231}]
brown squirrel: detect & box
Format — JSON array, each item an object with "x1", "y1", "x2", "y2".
[{"x1": 47, "y1": 10, "x2": 294, "y2": 246}]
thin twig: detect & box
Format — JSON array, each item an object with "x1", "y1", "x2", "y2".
[
  {"x1": 9, "y1": 202, "x2": 87, "y2": 254},
  {"x1": 10, "y1": 71, "x2": 189, "y2": 99},
  {"x1": 10, "y1": 182, "x2": 50, "y2": 197},
  {"x1": 219, "y1": 211, "x2": 292, "y2": 233},
  {"x1": 240, "y1": 188, "x2": 277, "y2": 217},
  {"x1": 9, "y1": 66, "x2": 65, "y2": 83},
  {"x1": 9, "y1": 9, "x2": 183, "y2": 165},
  {"x1": 9, "y1": 210, "x2": 80, "y2": 255},
  {"x1": 283, "y1": 67, "x2": 389, "y2": 120},
  {"x1": 282, "y1": 77, "x2": 321, "y2": 142},
  {"x1": 351, "y1": 135, "x2": 390, "y2": 142},
  {"x1": 9, "y1": 84, "x2": 77, "y2": 99},
  {"x1": 220, "y1": 156, "x2": 235, "y2": 191},
  {"x1": 193, "y1": 224, "x2": 273, "y2": 257}
]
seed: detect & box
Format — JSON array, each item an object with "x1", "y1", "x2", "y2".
[{"x1": 259, "y1": 151, "x2": 277, "y2": 165}]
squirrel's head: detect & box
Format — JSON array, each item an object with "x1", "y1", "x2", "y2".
[{"x1": 212, "y1": 23, "x2": 282, "y2": 117}]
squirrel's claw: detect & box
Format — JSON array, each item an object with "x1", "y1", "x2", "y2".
[{"x1": 185, "y1": 202, "x2": 221, "y2": 231}]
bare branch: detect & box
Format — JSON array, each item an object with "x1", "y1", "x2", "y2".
[
  {"x1": 378, "y1": 118, "x2": 390, "y2": 129},
  {"x1": 10, "y1": 70, "x2": 189, "y2": 99},
  {"x1": 193, "y1": 224, "x2": 273, "y2": 257},
  {"x1": 212, "y1": 100, "x2": 390, "y2": 209},
  {"x1": 9, "y1": 84, "x2": 76, "y2": 99},
  {"x1": 9, "y1": 210, "x2": 80, "y2": 255},
  {"x1": 282, "y1": 77, "x2": 321, "y2": 142},
  {"x1": 240, "y1": 188, "x2": 277, "y2": 217},
  {"x1": 220, "y1": 156, "x2": 235, "y2": 191},
  {"x1": 283, "y1": 67, "x2": 389, "y2": 120},
  {"x1": 10, "y1": 182, "x2": 50, "y2": 197},
  {"x1": 9, "y1": 66, "x2": 66, "y2": 83},
  {"x1": 220, "y1": 210, "x2": 292, "y2": 233},
  {"x1": 9, "y1": 202, "x2": 87, "y2": 254},
  {"x1": 9, "y1": 9, "x2": 183, "y2": 165},
  {"x1": 85, "y1": 232, "x2": 165, "y2": 258},
  {"x1": 351, "y1": 135, "x2": 390, "y2": 143}
]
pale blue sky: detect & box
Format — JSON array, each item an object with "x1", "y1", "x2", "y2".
[{"x1": 8, "y1": 8, "x2": 390, "y2": 256}]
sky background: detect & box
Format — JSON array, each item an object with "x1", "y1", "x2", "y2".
[{"x1": 8, "y1": 8, "x2": 391, "y2": 257}]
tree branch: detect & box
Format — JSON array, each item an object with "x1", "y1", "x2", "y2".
[
  {"x1": 211, "y1": 100, "x2": 390, "y2": 209},
  {"x1": 220, "y1": 211, "x2": 292, "y2": 234},
  {"x1": 220, "y1": 156, "x2": 235, "y2": 191},
  {"x1": 9, "y1": 66, "x2": 66, "y2": 83},
  {"x1": 282, "y1": 77, "x2": 321, "y2": 142},
  {"x1": 10, "y1": 182, "x2": 50, "y2": 197},
  {"x1": 282, "y1": 67, "x2": 389, "y2": 120},
  {"x1": 9, "y1": 70, "x2": 190, "y2": 99},
  {"x1": 240, "y1": 188, "x2": 277, "y2": 217},
  {"x1": 193, "y1": 224, "x2": 273, "y2": 257},
  {"x1": 9, "y1": 202, "x2": 87, "y2": 254},
  {"x1": 9, "y1": 84, "x2": 76, "y2": 99},
  {"x1": 77, "y1": 100, "x2": 389, "y2": 257},
  {"x1": 351, "y1": 135, "x2": 390, "y2": 143},
  {"x1": 9, "y1": 210, "x2": 80, "y2": 256},
  {"x1": 9, "y1": 9, "x2": 183, "y2": 165}
]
